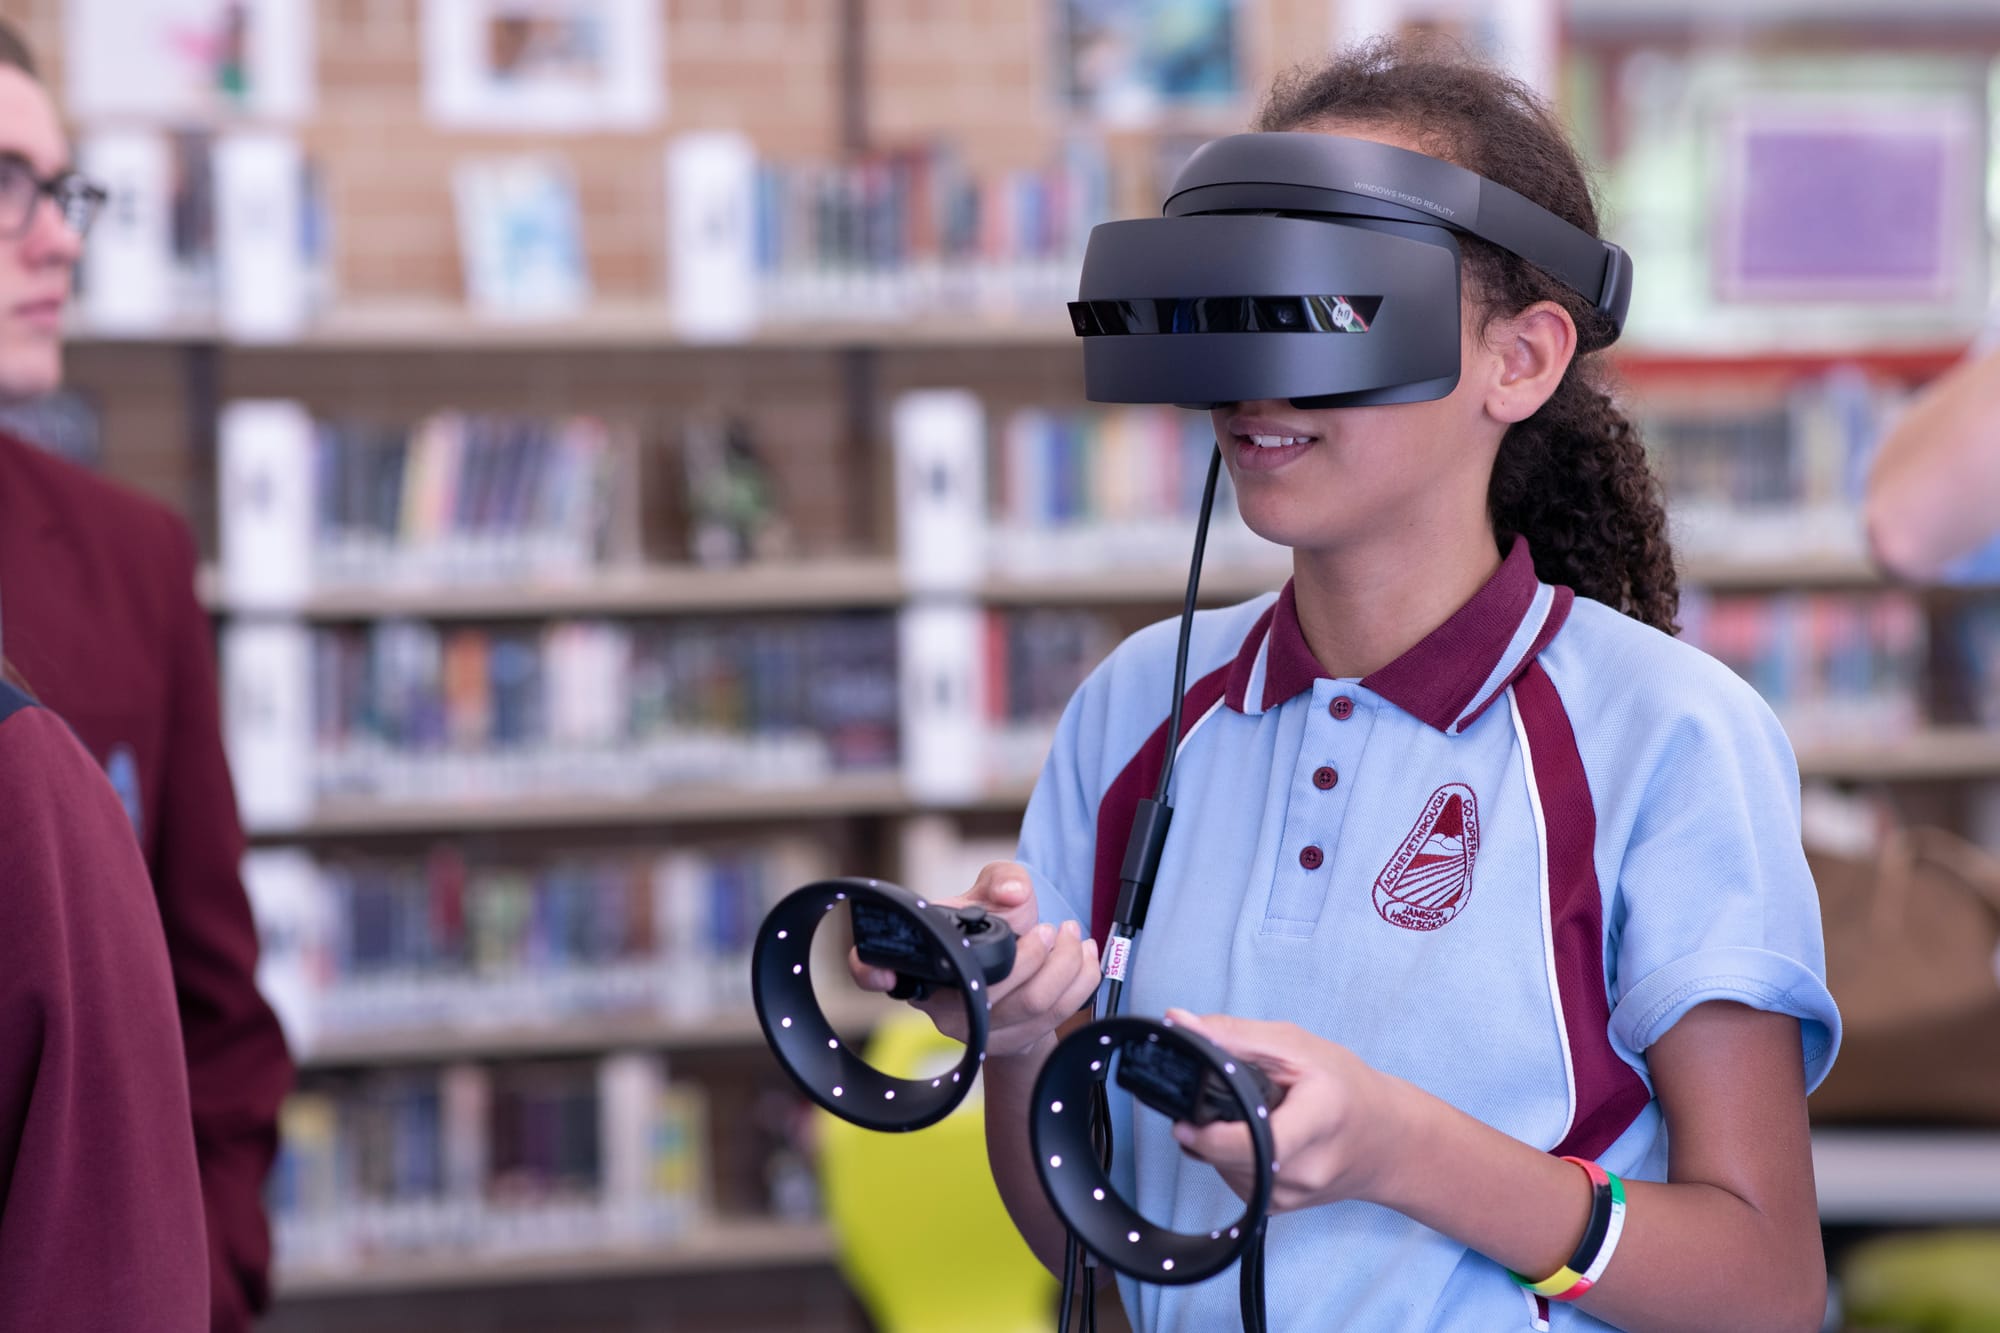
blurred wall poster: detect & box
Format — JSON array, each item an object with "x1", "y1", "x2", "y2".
[
  {"x1": 1712, "y1": 92, "x2": 1986, "y2": 313},
  {"x1": 454, "y1": 156, "x2": 590, "y2": 317},
  {"x1": 423, "y1": 0, "x2": 662, "y2": 131},
  {"x1": 65, "y1": 0, "x2": 315, "y2": 119},
  {"x1": 1058, "y1": 0, "x2": 1241, "y2": 125}
]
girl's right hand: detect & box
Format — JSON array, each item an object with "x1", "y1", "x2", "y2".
[{"x1": 846, "y1": 861, "x2": 1102, "y2": 1059}]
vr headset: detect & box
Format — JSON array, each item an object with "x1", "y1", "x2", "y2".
[{"x1": 1068, "y1": 133, "x2": 1634, "y2": 409}]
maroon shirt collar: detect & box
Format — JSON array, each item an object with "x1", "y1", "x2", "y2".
[{"x1": 1224, "y1": 535, "x2": 1570, "y2": 733}]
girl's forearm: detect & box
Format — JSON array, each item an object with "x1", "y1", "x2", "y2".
[
  {"x1": 1366, "y1": 1078, "x2": 1824, "y2": 1333},
  {"x1": 983, "y1": 1043, "x2": 1076, "y2": 1278}
]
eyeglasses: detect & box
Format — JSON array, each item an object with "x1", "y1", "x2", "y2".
[{"x1": 0, "y1": 153, "x2": 109, "y2": 241}]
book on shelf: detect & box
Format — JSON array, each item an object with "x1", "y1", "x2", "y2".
[
  {"x1": 219, "y1": 399, "x2": 316, "y2": 610},
  {"x1": 1640, "y1": 364, "x2": 1913, "y2": 564},
  {"x1": 898, "y1": 602, "x2": 986, "y2": 804},
  {"x1": 270, "y1": 1053, "x2": 708, "y2": 1272},
  {"x1": 745, "y1": 137, "x2": 1111, "y2": 324},
  {"x1": 989, "y1": 401, "x2": 1284, "y2": 579},
  {"x1": 453, "y1": 156, "x2": 591, "y2": 319},
  {"x1": 889, "y1": 389, "x2": 1286, "y2": 592},
  {"x1": 212, "y1": 131, "x2": 312, "y2": 339},
  {"x1": 242, "y1": 836, "x2": 835, "y2": 1057},
  {"x1": 243, "y1": 847, "x2": 329, "y2": 1057},
  {"x1": 221, "y1": 620, "x2": 315, "y2": 831},
  {"x1": 893, "y1": 389, "x2": 987, "y2": 595},
  {"x1": 76, "y1": 128, "x2": 328, "y2": 334},
  {"x1": 273, "y1": 612, "x2": 899, "y2": 813},
  {"x1": 983, "y1": 606, "x2": 1117, "y2": 785},
  {"x1": 1947, "y1": 602, "x2": 2000, "y2": 731},
  {"x1": 665, "y1": 133, "x2": 759, "y2": 342},
  {"x1": 217, "y1": 403, "x2": 642, "y2": 597},
  {"x1": 76, "y1": 131, "x2": 176, "y2": 331}
]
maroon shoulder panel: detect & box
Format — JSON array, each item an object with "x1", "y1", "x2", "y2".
[
  {"x1": 1089, "y1": 663, "x2": 1235, "y2": 944},
  {"x1": 1513, "y1": 660, "x2": 1651, "y2": 1160}
]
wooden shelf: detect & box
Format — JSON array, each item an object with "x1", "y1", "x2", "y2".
[
  {"x1": 73, "y1": 305, "x2": 1977, "y2": 372},
  {"x1": 1679, "y1": 550, "x2": 1883, "y2": 590},
  {"x1": 265, "y1": 1130, "x2": 2000, "y2": 1298},
  {"x1": 249, "y1": 728, "x2": 2000, "y2": 841},
  {"x1": 71, "y1": 303, "x2": 1075, "y2": 352},
  {"x1": 1797, "y1": 727, "x2": 2000, "y2": 783},
  {"x1": 201, "y1": 551, "x2": 1943, "y2": 619},
  {"x1": 297, "y1": 1003, "x2": 884, "y2": 1069},
  {"x1": 251, "y1": 773, "x2": 913, "y2": 839},
  {"x1": 1814, "y1": 1129, "x2": 2000, "y2": 1224},
  {"x1": 248, "y1": 773, "x2": 1029, "y2": 840},
  {"x1": 200, "y1": 558, "x2": 905, "y2": 620},
  {"x1": 201, "y1": 561, "x2": 1293, "y2": 619},
  {"x1": 274, "y1": 1217, "x2": 836, "y2": 1299},
  {"x1": 981, "y1": 563, "x2": 1288, "y2": 606}
]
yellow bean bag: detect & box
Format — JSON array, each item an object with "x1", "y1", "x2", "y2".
[{"x1": 818, "y1": 1012, "x2": 1057, "y2": 1333}]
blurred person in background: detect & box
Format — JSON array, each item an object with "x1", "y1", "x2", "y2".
[
  {"x1": 0, "y1": 19, "x2": 293, "y2": 1332},
  {"x1": 1866, "y1": 338, "x2": 2000, "y2": 583}
]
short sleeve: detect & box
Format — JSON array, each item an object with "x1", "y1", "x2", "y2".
[
  {"x1": 1605, "y1": 682, "x2": 1842, "y2": 1091},
  {"x1": 1015, "y1": 668, "x2": 1111, "y2": 933}
]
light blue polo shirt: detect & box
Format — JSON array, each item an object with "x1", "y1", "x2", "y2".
[{"x1": 1015, "y1": 536, "x2": 1841, "y2": 1333}]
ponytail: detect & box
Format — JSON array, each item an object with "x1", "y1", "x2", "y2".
[{"x1": 1487, "y1": 362, "x2": 1679, "y2": 634}]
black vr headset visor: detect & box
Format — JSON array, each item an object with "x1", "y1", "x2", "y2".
[{"x1": 1068, "y1": 133, "x2": 1634, "y2": 409}]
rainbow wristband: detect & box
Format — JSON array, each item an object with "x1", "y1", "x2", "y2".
[{"x1": 1510, "y1": 1157, "x2": 1627, "y2": 1302}]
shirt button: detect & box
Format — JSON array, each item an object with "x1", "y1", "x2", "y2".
[
  {"x1": 1299, "y1": 845, "x2": 1324, "y2": 870},
  {"x1": 1330, "y1": 695, "x2": 1355, "y2": 720},
  {"x1": 1313, "y1": 766, "x2": 1338, "y2": 790}
]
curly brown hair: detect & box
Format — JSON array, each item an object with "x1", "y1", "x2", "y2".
[{"x1": 1255, "y1": 37, "x2": 1680, "y2": 634}]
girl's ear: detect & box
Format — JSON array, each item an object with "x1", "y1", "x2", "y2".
[{"x1": 1482, "y1": 300, "x2": 1577, "y2": 425}]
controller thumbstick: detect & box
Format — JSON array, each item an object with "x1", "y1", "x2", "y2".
[{"x1": 959, "y1": 905, "x2": 989, "y2": 929}]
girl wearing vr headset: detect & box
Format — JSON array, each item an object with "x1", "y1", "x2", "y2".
[{"x1": 855, "y1": 38, "x2": 1837, "y2": 1333}]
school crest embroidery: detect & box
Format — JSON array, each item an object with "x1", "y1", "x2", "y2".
[{"x1": 1373, "y1": 783, "x2": 1480, "y2": 931}]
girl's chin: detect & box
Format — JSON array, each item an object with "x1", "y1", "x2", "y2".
[{"x1": 1234, "y1": 509, "x2": 1328, "y2": 553}]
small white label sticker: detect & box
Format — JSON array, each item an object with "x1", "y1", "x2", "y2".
[{"x1": 1104, "y1": 935, "x2": 1132, "y2": 982}]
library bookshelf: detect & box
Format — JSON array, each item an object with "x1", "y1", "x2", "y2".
[{"x1": 23, "y1": 0, "x2": 2000, "y2": 1327}]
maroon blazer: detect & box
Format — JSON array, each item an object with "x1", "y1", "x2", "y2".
[
  {"x1": 0, "y1": 430, "x2": 293, "y2": 1331},
  {"x1": 0, "y1": 686, "x2": 210, "y2": 1330}
]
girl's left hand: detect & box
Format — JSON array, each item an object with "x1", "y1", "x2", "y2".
[{"x1": 1165, "y1": 1008, "x2": 1402, "y2": 1214}]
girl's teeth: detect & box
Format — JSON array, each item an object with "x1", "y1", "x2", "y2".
[{"x1": 1246, "y1": 435, "x2": 1310, "y2": 448}]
